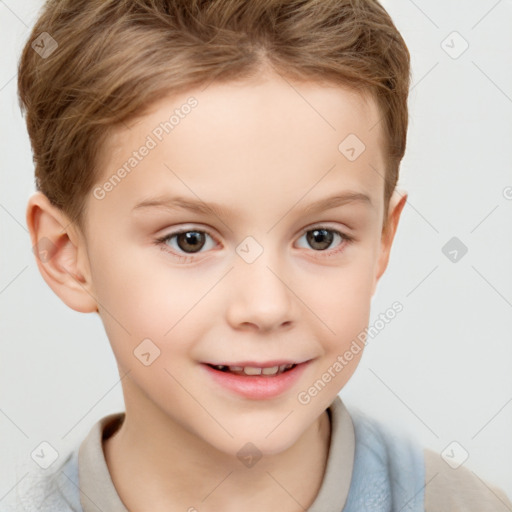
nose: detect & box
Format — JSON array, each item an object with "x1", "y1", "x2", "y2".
[{"x1": 225, "y1": 252, "x2": 297, "y2": 332}]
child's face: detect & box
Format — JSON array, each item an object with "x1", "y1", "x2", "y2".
[{"x1": 48, "y1": 72, "x2": 405, "y2": 456}]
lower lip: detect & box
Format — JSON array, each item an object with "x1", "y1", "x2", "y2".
[{"x1": 201, "y1": 362, "x2": 310, "y2": 400}]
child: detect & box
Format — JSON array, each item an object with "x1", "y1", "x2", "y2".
[{"x1": 9, "y1": 0, "x2": 512, "y2": 510}]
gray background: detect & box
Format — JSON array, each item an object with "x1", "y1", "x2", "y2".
[{"x1": 1, "y1": 0, "x2": 511, "y2": 503}]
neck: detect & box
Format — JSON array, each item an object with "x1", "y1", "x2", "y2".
[{"x1": 103, "y1": 396, "x2": 331, "y2": 512}]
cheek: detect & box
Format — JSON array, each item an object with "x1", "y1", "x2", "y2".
[
  {"x1": 309, "y1": 256, "x2": 375, "y2": 364},
  {"x1": 89, "y1": 235, "x2": 173, "y2": 314},
  {"x1": 313, "y1": 257, "x2": 375, "y2": 319},
  {"x1": 89, "y1": 244, "x2": 210, "y2": 370},
  {"x1": 87, "y1": 241, "x2": 165, "y2": 345}
]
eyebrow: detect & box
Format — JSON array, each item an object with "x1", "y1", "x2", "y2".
[{"x1": 132, "y1": 191, "x2": 373, "y2": 218}]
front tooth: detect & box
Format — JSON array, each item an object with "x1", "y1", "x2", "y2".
[
  {"x1": 262, "y1": 366, "x2": 279, "y2": 375},
  {"x1": 243, "y1": 366, "x2": 262, "y2": 375}
]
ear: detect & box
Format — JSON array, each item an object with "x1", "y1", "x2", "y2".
[
  {"x1": 372, "y1": 188, "x2": 408, "y2": 296},
  {"x1": 26, "y1": 191, "x2": 98, "y2": 313}
]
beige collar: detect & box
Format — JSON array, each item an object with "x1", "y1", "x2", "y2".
[{"x1": 78, "y1": 395, "x2": 355, "y2": 511}]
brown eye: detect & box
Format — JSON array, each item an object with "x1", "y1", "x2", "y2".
[
  {"x1": 306, "y1": 228, "x2": 335, "y2": 251},
  {"x1": 156, "y1": 228, "x2": 216, "y2": 259},
  {"x1": 296, "y1": 225, "x2": 353, "y2": 257},
  {"x1": 175, "y1": 231, "x2": 206, "y2": 253}
]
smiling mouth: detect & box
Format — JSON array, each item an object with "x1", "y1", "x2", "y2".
[{"x1": 206, "y1": 363, "x2": 298, "y2": 376}]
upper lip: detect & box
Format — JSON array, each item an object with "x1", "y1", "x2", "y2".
[{"x1": 204, "y1": 359, "x2": 310, "y2": 368}]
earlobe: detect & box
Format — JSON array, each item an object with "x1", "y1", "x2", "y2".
[
  {"x1": 26, "y1": 192, "x2": 98, "y2": 313},
  {"x1": 371, "y1": 188, "x2": 408, "y2": 296}
]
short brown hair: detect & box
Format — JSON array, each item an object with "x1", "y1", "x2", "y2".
[{"x1": 18, "y1": 0, "x2": 411, "y2": 233}]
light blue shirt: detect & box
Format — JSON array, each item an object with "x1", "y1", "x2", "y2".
[{"x1": 2, "y1": 397, "x2": 427, "y2": 511}]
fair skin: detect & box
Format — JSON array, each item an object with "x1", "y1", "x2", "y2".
[{"x1": 27, "y1": 70, "x2": 407, "y2": 512}]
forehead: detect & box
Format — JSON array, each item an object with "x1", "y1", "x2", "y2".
[{"x1": 92, "y1": 73, "x2": 386, "y2": 224}]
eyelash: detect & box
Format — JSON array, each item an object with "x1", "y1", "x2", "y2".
[{"x1": 154, "y1": 225, "x2": 354, "y2": 263}]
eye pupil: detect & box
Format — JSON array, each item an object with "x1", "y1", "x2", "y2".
[
  {"x1": 307, "y1": 229, "x2": 334, "y2": 251},
  {"x1": 177, "y1": 231, "x2": 205, "y2": 252}
]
